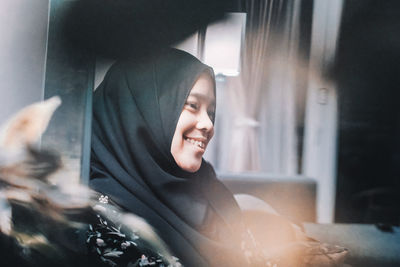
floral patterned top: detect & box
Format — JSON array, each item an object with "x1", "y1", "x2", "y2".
[{"x1": 86, "y1": 195, "x2": 182, "y2": 267}]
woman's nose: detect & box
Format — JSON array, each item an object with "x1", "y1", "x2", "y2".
[{"x1": 196, "y1": 110, "x2": 213, "y2": 132}]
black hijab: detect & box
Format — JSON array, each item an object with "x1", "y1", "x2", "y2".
[{"x1": 90, "y1": 48, "x2": 247, "y2": 266}]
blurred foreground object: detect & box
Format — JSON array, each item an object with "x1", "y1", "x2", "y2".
[
  {"x1": 0, "y1": 98, "x2": 177, "y2": 266},
  {"x1": 235, "y1": 194, "x2": 349, "y2": 267},
  {"x1": 64, "y1": 0, "x2": 234, "y2": 59}
]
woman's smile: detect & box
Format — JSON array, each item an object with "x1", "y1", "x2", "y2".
[{"x1": 184, "y1": 136, "x2": 207, "y2": 150}]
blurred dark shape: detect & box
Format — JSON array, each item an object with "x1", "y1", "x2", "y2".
[
  {"x1": 334, "y1": 0, "x2": 400, "y2": 223},
  {"x1": 352, "y1": 187, "x2": 400, "y2": 224},
  {"x1": 375, "y1": 223, "x2": 395, "y2": 233},
  {"x1": 63, "y1": 0, "x2": 235, "y2": 59}
]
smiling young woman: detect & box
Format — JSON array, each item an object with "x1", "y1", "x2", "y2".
[{"x1": 90, "y1": 48, "x2": 249, "y2": 266}]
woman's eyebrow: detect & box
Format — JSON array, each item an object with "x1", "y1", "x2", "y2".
[{"x1": 189, "y1": 92, "x2": 216, "y2": 106}]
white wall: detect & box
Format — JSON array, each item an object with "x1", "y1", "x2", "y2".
[
  {"x1": 302, "y1": 0, "x2": 343, "y2": 223},
  {"x1": 0, "y1": 0, "x2": 49, "y2": 124}
]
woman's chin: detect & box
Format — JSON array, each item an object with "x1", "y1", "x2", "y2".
[{"x1": 178, "y1": 160, "x2": 201, "y2": 173}]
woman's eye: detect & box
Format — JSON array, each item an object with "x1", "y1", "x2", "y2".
[{"x1": 185, "y1": 102, "x2": 199, "y2": 110}]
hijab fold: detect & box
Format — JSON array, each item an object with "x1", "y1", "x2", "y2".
[{"x1": 90, "y1": 48, "x2": 246, "y2": 266}]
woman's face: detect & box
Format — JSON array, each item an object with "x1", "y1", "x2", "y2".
[{"x1": 170, "y1": 73, "x2": 215, "y2": 172}]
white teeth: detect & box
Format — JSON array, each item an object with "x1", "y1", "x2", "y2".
[{"x1": 185, "y1": 137, "x2": 205, "y2": 148}]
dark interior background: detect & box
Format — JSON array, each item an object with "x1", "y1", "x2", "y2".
[{"x1": 334, "y1": 0, "x2": 400, "y2": 224}]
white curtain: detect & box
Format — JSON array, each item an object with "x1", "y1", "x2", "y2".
[{"x1": 215, "y1": 0, "x2": 301, "y2": 174}]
